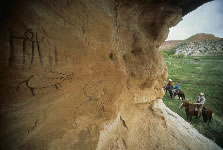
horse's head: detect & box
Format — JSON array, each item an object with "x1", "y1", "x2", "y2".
[{"x1": 179, "y1": 100, "x2": 189, "y2": 109}]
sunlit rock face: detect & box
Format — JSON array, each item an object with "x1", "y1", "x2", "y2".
[{"x1": 0, "y1": 0, "x2": 220, "y2": 150}]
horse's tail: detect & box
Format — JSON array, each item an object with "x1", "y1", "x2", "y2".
[{"x1": 183, "y1": 94, "x2": 185, "y2": 100}]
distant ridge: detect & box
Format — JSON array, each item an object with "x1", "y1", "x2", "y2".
[
  {"x1": 160, "y1": 33, "x2": 223, "y2": 56},
  {"x1": 185, "y1": 33, "x2": 221, "y2": 42}
]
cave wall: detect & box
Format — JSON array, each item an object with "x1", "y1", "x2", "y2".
[{"x1": 0, "y1": 0, "x2": 221, "y2": 149}]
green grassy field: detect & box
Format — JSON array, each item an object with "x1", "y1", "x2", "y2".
[{"x1": 163, "y1": 56, "x2": 223, "y2": 148}]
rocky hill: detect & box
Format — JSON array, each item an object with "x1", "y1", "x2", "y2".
[
  {"x1": 160, "y1": 33, "x2": 223, "y2": 56},
  {"x1": 185, "y1": 33, "x2": 220, "y2": 42}
]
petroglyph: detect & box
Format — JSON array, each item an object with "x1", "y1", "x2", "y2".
[
  {"x1": 16, "y1": 71, "x2": 73, "y2": 96},
  {"x1": 16, "y1": 75, "x2": 35, "y2": 96},
  {"x1": 81, "y1": 81, "x2": 105, "y2": 105},
  {"x1": 27, "y1": 120, "x2": 39, "y2": 134},
  {"x1": 9, "y1": 28, "x2": 44, "y2": 66}
]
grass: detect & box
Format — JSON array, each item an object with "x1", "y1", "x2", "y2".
[{"x1": 163, "y1": 56, "x2": 223, "y2": 148}]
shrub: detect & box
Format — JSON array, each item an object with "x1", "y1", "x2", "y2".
[
  {"x1": 177, "y1": 53, "x2": 185, "y2": 58},
  {"x1": 169, "y1": 53, "x2": 184, "y2": 59},
  {"x1": 166, "y1": 48, "x2": 176, "y2": 56},
  {"x1": 161, "y1": 48, "x2": 176, "y2": 57}
]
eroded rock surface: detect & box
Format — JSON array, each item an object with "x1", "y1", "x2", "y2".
[
  {"x1": 97, "y1": 100, "x2": 221, "y2": 150},
  {"x1": 0, "y1": 0, "x2": 221, "y2": 149}
]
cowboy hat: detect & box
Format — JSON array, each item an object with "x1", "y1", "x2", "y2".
[
  {"x1": 169, "y1": 79, "x2": 172, "y2": 81},
  {"x1": 200, "y1": 92, "x2": 204, "y2": 96}
]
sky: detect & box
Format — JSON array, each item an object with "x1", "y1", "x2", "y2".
[{"x1": 167, "y1": 0, "x2": 223, "y2": 41}]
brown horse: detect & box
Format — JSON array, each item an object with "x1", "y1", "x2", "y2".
[
  {"x1": 202, "y1": 107, "x2": 213, "y2": 123},
  {"x1": 179, "y1": 100, "x2": 197, "y2": 123},
  {"x1": 179, "y1": 100, "x2": 213, "y2": 124}
]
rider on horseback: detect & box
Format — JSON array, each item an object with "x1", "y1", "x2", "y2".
[
  {"x1": 166, "y1": 79, "x2": 172, "y2": 89},
  {"x1": 173, "y1": 82, "x2": 180, "y2": 94},
  {"x1": 194, "y1": 92, "x2": 206, "y2": 118}
]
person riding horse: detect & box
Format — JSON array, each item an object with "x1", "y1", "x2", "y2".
[
  {"x1": 173, "y1": 82, "x2": 180, "y2": 94},
  {"x1": 164, "y1": 79, "x2": 173, "y2": 94},
  {"x1": 179, "y1": 99, "x2": 212, "y2": 123},
  {"x1": 194, "y1": 92, "x2": 206, "y2": 118},
  {"x1": 166, "y1": 79, "x2": 173, "y2": 90}
]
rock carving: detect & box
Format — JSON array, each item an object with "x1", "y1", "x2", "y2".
[
  {"x1": 9, "y1": 28, "x2": 44, "y2": 66},
  {"x1": 16, "y1": 71, "x2": 73, "y2": 96}
]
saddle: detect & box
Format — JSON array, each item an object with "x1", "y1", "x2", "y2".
[{"x1": 194, "y1": 105, "x2": 207, "y2": 112}]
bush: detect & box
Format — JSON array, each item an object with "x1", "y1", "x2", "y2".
[
  {"x1": 161, "y1": 48, "x2": 176, "y2": 57},
  {"x1": 170, "y1": 53, "x2": 184, "y2": 59},
  {"x1": 166, "y1": 48, "x2": 176, "y2": 56},
  {"x1": 177, "y1": 53, "x2": 185, "y2": 58}
]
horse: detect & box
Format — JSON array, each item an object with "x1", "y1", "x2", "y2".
[
  {"x1": 179, "y1": 100, "x2": 197, "y2": 123},
  {"x1": 179, "y1": 100, "x2": 212, "y2": 124},
  {"x1": 164, "y1": 84, "x2": 171, "y2": 94},
  {"x1": 202, "y1": 107, "x2": 213, "y2": 123},
  {"x1": 165, "y1": 86, "x2": 174, "y2": 99},
  {"x1": 174, "y1": 89, "x2": 185, "y2": 100}
]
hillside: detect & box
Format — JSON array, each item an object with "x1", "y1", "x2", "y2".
[
  {"x1": 160, "y1": 33, "x2": 223, "y2": 56},
  {"x1": 176, "y1": 39, "x2": 223, "y2": 56},
  {"x1": 159, "y1": 40, "x2": 182, "y2": 51},
  {"x1": 163, "y1": 56, "x2": 223, "y2": 148},
  {"x1": 185, "y1": 33, "x2": 220, "y2": 42}
]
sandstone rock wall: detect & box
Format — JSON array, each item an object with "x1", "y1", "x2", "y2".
[{"x1": 0, "y1": 0, "x2": 221, "y2": 149}]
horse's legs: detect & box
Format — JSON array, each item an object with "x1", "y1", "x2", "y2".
[
  {"x1": 198, "y1": 109, "x2": 202, "y2": 118},
  {"x1": 173, "y1": 91, "x2": 176, "y2": 98},
  {"x1": 189, "y1": 115, "x2": 192, "y2": 123},
  {"x1": 169, "y1": 91, "x2": 172, "y2": 99},
  {"x1": 187, "y1": 115, "x2": 189, "y2": 121},
  {"x1": 208, "y1": 112, "x2": 212, "y2": 123}
]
